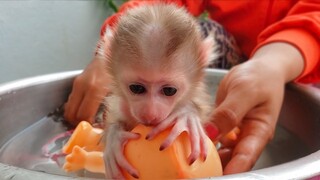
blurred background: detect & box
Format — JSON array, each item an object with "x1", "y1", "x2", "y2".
[{"x1": 0, "y1": 0, "x2": 117, "y2": 84}]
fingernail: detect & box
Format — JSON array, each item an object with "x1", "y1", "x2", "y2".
[
  {"x1": 132, "y1": 173, "x2": 139, "y2": 179},
  {"x1": 204, "y1": 123, "x2": 219, "y2": 140},
  {"x1": 203, "y1": 153, "x2": 208, "y2": 162},
  {"x1": 189, "y1": 158, "x2": 196, "y2": 165},
  {"x1": 159, "y1": 145, "x2": 165, "y2": 151}
]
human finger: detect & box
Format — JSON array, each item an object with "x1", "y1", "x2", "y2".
[
  {"x1": 64, "y1": 79, "x2": 86, "y2": 125},
  {"x1": 223, "y1": 117, "x2": 273, "y2": 175},
  {"x1": 77, "y1": 86, "x2": 107, "y2": 124},
  {"x1": 211, "y1": 88, "x2": 262, "y2": 137}
]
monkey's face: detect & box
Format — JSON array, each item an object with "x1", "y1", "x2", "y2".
[{"x1": 118, "y1": 68, "x2": 190, "y2": 126}]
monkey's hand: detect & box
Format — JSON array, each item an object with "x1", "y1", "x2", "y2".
[
  {"x1": 146, "y1": 104, "x2": 208, "y2": 165},
  {"x1": 104, "y1": 124, "x2": 140, "y2": 179}
]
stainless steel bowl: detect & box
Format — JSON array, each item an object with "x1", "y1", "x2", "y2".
[{"x1": 0, "y1": 69, "x2": 319, "y2": 179}]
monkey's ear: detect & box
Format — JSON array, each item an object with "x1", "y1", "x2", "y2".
[
  {"x1": 96, "y1": 26, "x2": 114, "y2": 59},
  {"x1": 104, "y1": 26, "x2": 114, "y2": 40},
  {"x1": 199, "y1": 36, "x2": 217, "y2": 68}
]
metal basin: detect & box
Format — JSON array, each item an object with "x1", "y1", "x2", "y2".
[{"x1": 0, "y1": 69, "x2": 319, "y2": 179}]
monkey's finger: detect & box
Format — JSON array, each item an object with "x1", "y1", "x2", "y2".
[
  {"x1": 196, "y1": 120, "x2": 209, "y2": 161},
  {"x1": 123, "y1": 131, "x2": 141, "y2": 140},
  {"x1": 114, "y1": 152, "x2": 139, "y2": 178},
  {"x1": 146, "y1": 116, "x2": 175, "y2": 140},
  {"x1": 105, "y1": 156, "x2": 124, "y2": 179},
  {"x1": 159, "y1": 119, "x2": 187, "y2": 151},
  {"x1": 187, "y1": 119, "x2": 200, "y2": 165}
]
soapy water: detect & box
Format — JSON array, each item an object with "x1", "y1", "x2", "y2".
[{"x1": 41, "y1": 130, "x2": 73, "y2": 168}]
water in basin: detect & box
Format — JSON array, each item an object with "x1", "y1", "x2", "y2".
[{"x1": 0, "y1": 108, "x2": 310, "y2": 179}]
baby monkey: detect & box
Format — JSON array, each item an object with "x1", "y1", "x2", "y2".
[{"x1": 98, "y1": 3, "x2": 215, "y2": 179}]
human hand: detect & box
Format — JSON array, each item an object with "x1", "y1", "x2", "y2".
[
  {"x1": 210, "y1": 42, "x2": 304, "y2": 174},
  {"x1": 210, "y1": 59, "x2": 285, "y2": 174},
  {"x1": 64, "y1": 57, "x2": 111, "y2": 126}
]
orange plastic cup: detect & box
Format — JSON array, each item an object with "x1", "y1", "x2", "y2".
[{"x1": 124, "y1": 124, "x2": 223, "y2": 179}]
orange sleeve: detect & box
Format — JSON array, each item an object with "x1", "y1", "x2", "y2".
[{"x1": 252, "y1": 0, "x2": 320, "y2": 83}]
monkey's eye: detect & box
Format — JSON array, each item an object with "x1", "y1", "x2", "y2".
[
  {"x1": 162, "y1": 87, "x2": 177, "y2": 96},
  {"x1": 129, "y1": 84, "x2": 146, "y2": 94}
]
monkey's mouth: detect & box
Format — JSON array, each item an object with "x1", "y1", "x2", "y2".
[
  {"x1": 140, "y1": 121, "x2": 158, "y2": 127},
  {"x1": 137, "y1": 118, "x2": 163, "y2": 127},
  {"x1": 133, "y1": 111, "x2": 167, "y2": 127},
  {"x1": 142, "y1": 123, "x2": 153, "y2": 127}
]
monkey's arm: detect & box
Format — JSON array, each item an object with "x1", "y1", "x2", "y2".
[{"x1": 104, "y1": 123, "x2": 140, "y2": 179}]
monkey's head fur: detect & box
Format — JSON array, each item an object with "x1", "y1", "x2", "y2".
[{"x1": 98, "y1": 3, "x2": 214, "y2": 125}]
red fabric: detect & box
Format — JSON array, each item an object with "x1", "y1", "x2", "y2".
[{"x1": 100, "y1": 0, "x2": 320, "y2": 83}]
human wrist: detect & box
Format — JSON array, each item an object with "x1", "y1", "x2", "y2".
[
  {"x1": 255, "y1": 29, "x2": 320, "y2": 81},
  {"x1": 251, "y1": 42, "x2": 304, "y2": 83}
]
